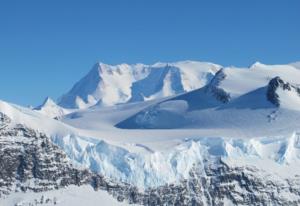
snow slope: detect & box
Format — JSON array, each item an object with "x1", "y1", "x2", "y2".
[
  {"x1": 34, "y1": 97, "x2": 74, "y2": 119},
  {"x1": 0, "y1": 186, "x2": 130, "y2": 206},
  {"x1": 290, "y1": 61, "x2": 300, "y2": 69},
  {"x1": 116, "y1": 63, "x2": 300, "y2": 130},
  {"x1": 0, "y1": 99, "x2": 76, "y2": 137},
  {"x1": 58, "y1": 61, "x2": 221, "y2": 109}
]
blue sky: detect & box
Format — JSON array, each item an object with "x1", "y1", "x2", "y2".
[{"x1": 0, "y1": 0, "x2": 299, "y2": 106}]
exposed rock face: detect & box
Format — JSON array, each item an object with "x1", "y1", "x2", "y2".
[
  {"x1": 0, "y1": 114, "x2": 86, "y2": 196},
  {"x1": 267, "y1": 76, "x2": 300, "y2": 106},
  {"x1": 1, "y1": 112, "x2": 300, "y2": 205},
  {"x1": 114, "y1": 159, "x2": 300, "y2": 206},
  {"x1": 0, "y1": 112, "x2": 130, "y2": 198},
  {"x1": 206, "y1": 69, "x2": 231, "y2": 103}
]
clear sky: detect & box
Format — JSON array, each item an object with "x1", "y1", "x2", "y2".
[{"x1": 0, "y1": 0, "x2": 299, "y2": 106}]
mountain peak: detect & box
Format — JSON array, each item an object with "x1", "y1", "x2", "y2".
[
  {"x1": 34, "y1": 97, "x2": 70, "y2": 119},
  {"x1": 36, "y1": 97, "x2": 56, "y2": 109},
  {"x1": 250, "y1": 61, "x2": 266, "y2": 68},
  {"x1": 58, "y1": 61, "x2": 220, "y2": 109},
  {"x1": 267, "y1": 76, "x2": 300, "y2": 108},
  {"x1": 43, "y1": 96, "x2": 55, "y2": 104}
]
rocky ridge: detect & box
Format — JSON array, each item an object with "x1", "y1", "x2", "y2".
[
  {"x1": 205, "y1": 69, "x2": 231, "y2": 104},
  {"x1": 267, "y1": 76, "x2": 300, "y2": 107}
]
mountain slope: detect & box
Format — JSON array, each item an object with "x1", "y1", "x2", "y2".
[
  {"x1": 116, "y1": 63, "x2": 300, "y2": 130},
  {"x1": 34, "y1": 97, "x2": 73, "y2": 119},
  {"x1": 58, "y1": 61, "x2": 221, "y2": 109}
]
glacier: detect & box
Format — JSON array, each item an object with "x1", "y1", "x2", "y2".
[{"x1": 51, "y1": 132, "x2": 300, "y2": 189}]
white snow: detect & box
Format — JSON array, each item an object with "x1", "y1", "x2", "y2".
[
  {"x1": 56, "y1": 62, "x2": 300, "y2": 188},
  {"x1": 219, "y1": 63, "x2": 300, "y2": 98},
  {"x1": 276, "y1": 86, "x2": 300, "y2": 110},
  {"x1": 290, "y1": 61, "x2": 300, "y2": 69},
  {"x1": 116, "y1": 62, "x2": 300, "y2": 130},
  {"x1": 57, "y1": 61, "x2": 221, "y2": 109},
  {"x1": 50, "y1": 132, "x2": 300, "y2": 189},
  {"x1": 34, "y1": 97, "x2": 74, "y2": 119},
  {"x1": 0, "y1": 99, "x2": 76, "y2": 137},
  {"x1": 0, "y1": 185, "x2": 130, "y2": 206}
]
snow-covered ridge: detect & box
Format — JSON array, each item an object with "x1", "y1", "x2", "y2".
[
  {"x1": 39, "y1": 61, "x2": 300, "y2": 112},
  {"x1": 205, "y1": 68, "x2": 230, "y2": 103},
  {"x1": 0, "y1": 99, "x2": 76, "y2": 137},
  {"x1": 267, "y1": 76, "x2": 300, "y2": 108},
  {"x1": 117, "y1": 62, "x2": 300, "y2": 129},
  {"x1": 57, "y1": 61, "x2": 221, "y2": 109},
  {"x1": 34, "y1": 97, "x2": 73, "y2": 119}
]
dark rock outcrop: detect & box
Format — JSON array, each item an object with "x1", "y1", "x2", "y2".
[
  {"x1": 206, "y1": 69, "x2": 231, "y2": 103},
  {"x1": 267, "y1": 76, "x2": 300, "y2": 106}
]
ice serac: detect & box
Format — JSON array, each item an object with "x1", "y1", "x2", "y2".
[
  {"x1": 57, "y1": 61, "x2": 221, "y2": 109},
  {"x1": 45, "y1": 131, "x2": 300, "y2": 205},
  {"x1": 290, "y1": 61, "x2": 300, "y2": 69}
]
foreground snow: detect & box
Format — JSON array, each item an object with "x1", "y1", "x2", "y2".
[{"x1": 0, "y1": 186, "x2": 129, "y2": 206}]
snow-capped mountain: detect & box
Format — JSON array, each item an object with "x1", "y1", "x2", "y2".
[
  {"x1": 2, "y1": 61, "x2": 300, "y2": 205},
  {"x1": 58, "y1": 61, "x2": 221, "y2": 109},
  {"x1": 34, "y1": 97, "x2": 73, "y2": 119},
  {"x1": 117, "y1": 62, "x2": 300, "y2": 130}
]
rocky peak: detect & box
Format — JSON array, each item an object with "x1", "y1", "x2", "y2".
[
  {"x1": 250, "y1": 61, "x2": 266, "y2": 69},
  {"x1": 206, "y1": 69, "x2": 231, "y2": 103},
  {"x1": 267, "y1": 76, "x2": 300, "y2": 106},
  {"x1": 35, "y1": 97, "x2": 57, "y2": 110}
]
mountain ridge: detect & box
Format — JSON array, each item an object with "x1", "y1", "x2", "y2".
[{"x1": 57, "y1": 61, "x2": 221, "y2": 109}]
